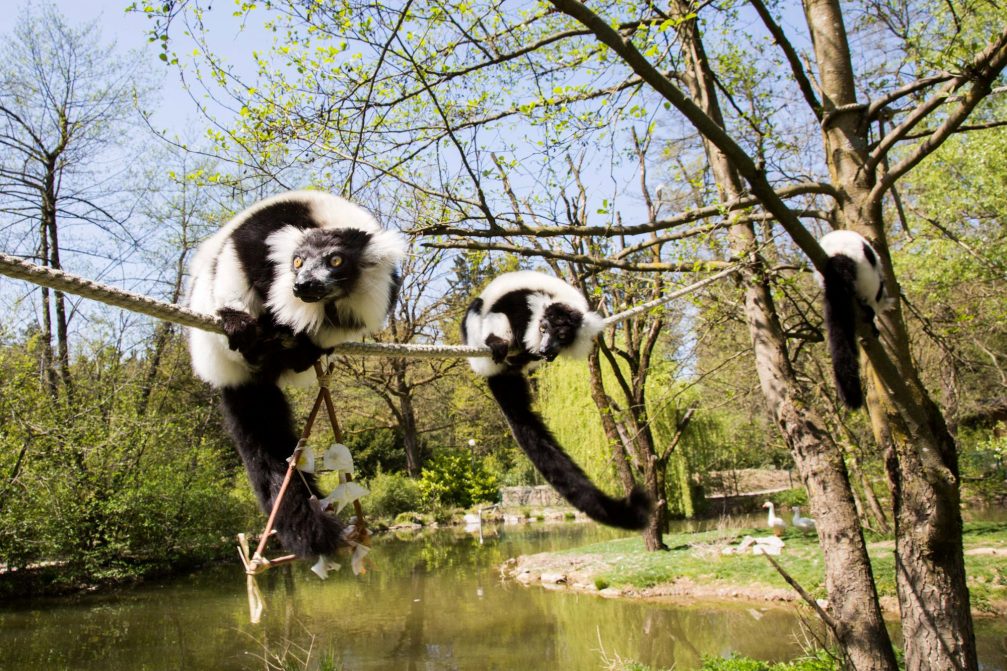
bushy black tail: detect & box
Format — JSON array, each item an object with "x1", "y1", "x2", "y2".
[
  {"x1": 487, "y1": 373, "x2": 652, "y2": 530},
  {"x1": 220, "y1": 382, "x2": 344, "y2": 558},
  {"x1": 823, "y1": 255, "x2": 863, "y2": 409}
]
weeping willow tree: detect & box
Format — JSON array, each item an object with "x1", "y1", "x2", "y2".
[{"x1": 538, "y1": 356, "x2": 713, "y2": 519}]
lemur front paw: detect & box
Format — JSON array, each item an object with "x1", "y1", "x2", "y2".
[
  {"x1": 218, "y1": 308, "x2": 260, "y2": 356},
  {"x1": 484, "y1": 334, "x2": 511, "y2": 364},
  {"x1": 283, "y1": 334, "x2": 331, "y2": 373}
]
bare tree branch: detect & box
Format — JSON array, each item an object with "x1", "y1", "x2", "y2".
[
  {"x1": 412, "y1": 181, "x2": 836, "y2": 238},
  {"x1": 424, "y1": 238, "x2": 731, "y2": 272},
  {"x1": 748, "y1": 0, "x2": 822, "y2": 119},
  {"x1": 547, "y1": 0, "x2": 828, "y2": 269},
  {"x1": 867, "y1": 26, "x2": 1007, "y2": 197}
]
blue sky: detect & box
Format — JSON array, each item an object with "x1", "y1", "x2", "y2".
[{"x1": 0, "y1": 1, "x2": 262, "y2": 135}]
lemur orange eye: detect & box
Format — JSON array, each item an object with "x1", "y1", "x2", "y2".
[
  {"x1": 293, "y1": 256, "x2": 304, "y2": 269},
  {"x1": 329, "y1": 255, "x2": 343, "y2": 268}
]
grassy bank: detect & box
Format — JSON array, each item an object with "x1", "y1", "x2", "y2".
[
  {"x1": 502, "y1": 521, "x2": 1007, "y2": 615},
  {"x1": 613, "y1": 651, "x2": 840, "y2": 671}
]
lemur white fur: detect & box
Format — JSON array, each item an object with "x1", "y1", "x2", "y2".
[
  {"x1": 816, "y1": 230, "x2": 894, "y2": 314},
  {"x1": 462, "y1": 270, "x2": 605, "y2": 377},
  {"x1": 187, "y1": 190, "x2": 405, "y2": 388}
]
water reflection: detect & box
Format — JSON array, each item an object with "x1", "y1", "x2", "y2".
[{"x1": 1, "y1": 523, "x2": 1004, "y2": 670}]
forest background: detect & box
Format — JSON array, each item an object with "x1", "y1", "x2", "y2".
[{"x1": 0, "y1": 1, "x2": 1005, "y2": 668}]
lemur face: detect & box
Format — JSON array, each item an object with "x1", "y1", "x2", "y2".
[
  {"x1": 290, "y1": 228, "x2": 373, "y2": 303},
  {"x1": 539, "y1": 303, "x2": 584, "y2": 361}
]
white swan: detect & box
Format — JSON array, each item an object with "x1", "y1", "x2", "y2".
[
  {"x1": 791, "y1": 506, "x2": 817, "y2": 533},
  {"x1": 763, "y1": 501, "x2": 787, "y2": 536}
]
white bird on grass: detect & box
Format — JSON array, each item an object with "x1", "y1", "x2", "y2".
[
  {"x1": 791, "y1": 506, "x2": 817, "y2": 533},
  {"x1": 762, "y1": 501, "x2": 787, "y2": 536}
]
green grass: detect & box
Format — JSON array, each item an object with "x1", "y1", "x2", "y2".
[
  {"x1": 562, "y1": 526, "x2": 827, "y2": 597},
  {"x1": 608, "y1": 650, "x2": 840, "y2": 671},
  {"x1": 554, "y1": 522, "x2": 1007, "y2": 611}
]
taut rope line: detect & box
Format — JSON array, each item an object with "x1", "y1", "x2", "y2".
[
  {"x1": 0, "y1": 252, "x2": 738, "y2": 357},
  {"x1": 600, "y1": 266, "x2": 739, "y2": 326}
]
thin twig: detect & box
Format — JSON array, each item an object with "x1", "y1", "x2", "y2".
[{"x1": 761, "y1": 551, "x2": 840, "y2": 638}]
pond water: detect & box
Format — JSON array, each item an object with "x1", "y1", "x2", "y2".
[{"x1": 1, "y1": 522, "x2": 1005, "y2": 670}]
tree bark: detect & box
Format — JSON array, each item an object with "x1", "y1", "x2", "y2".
[
  {"x1": 42, "y1": 162, "x2": 73, "y2": 402},
  {"x1": 803, "y1": 1, "x2": 978, "y2": 667},
  {"x1": 596, "y1": 336, "x2": 668, "y2": 551},
  {"x1": 587, "y1": 349, "x2": 638, "y2": 495},
  {"x1": 37, "y1": 219, "x2": 58, "y2": 398},
  {"x1": 393, "y1": 359, "x2": 423, "y2": 477},
  {"x1": 671, "y1": 4, "x2": 897, "y2": 668}
]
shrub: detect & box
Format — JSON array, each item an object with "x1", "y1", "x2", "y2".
[
  {"x1": 341, "y1": 426, "x2": 408, "y2": 479},
  {"x1": 700, "y1": 650, "x2": 839, "y2": 671},
  {"x1": 393, "y1": 512, "x2": 428, "y2": 526},
  {"x1": 366, "y1": 470, "x2": 423, "y2": 520},
  {"x1": 773, "y1": 487, "x2": 809, "y2": 508},
  {"x1": 959, "y1": 425, "x2": 1007, "y2": 503},
  {"x1": 418, "y1": 451, "x2": 499, "y2": 509}
]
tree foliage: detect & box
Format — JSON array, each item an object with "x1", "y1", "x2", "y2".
[{"x1": 0, "y1": 331, "x2": 251, "y2": 590}]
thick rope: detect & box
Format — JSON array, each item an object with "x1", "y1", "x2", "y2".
[
  {"x1": 1, "y1": 252, "x2": 222, "y2": 333},
  {"x1": 601, "y1": 265, "x2": 739, "y2": 326},
  {"x1": 0, "y1": 252, "x2": 738, "y2": 358}
]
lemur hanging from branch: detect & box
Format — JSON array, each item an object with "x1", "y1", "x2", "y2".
[{"x1": 817, "y1": 230, "x2": 895, "y2": 410}]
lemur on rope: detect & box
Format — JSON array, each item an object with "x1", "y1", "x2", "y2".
[
  {"x1": 187, "y1": 190, "x2": 404, "y2": 559},
  {"x1": 462, "y1": 271, "x2": 652, "y2": 530},
  {"x1": 817, "y1": 230, "x2": 895, "y2": 410}
]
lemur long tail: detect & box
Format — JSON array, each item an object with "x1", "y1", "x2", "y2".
[
  {"x1": 823, "y1": 255, "x2": 864, "y2": 409},
  {"x1": 487, "y1": 373, "x2": 652, "y2": 530},
  {"x1": 220, "y1": 382, "x2": 345, "y2": 558}
]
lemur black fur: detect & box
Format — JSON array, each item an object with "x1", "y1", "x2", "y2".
[
  {"x1": 462, "y1": 271, "x2": 652, "y2": 530},
  {"x1": 187, "y1": 190, "x2": 404, "y2": 559},
  {"x1": 817, "y1": 230, "x2": 894, "y2": 410}
]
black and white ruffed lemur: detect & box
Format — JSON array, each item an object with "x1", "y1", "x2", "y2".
[
  {"x1": 817, "y1": 230, "x2": 895, "y2": 410},
  {"x1": 187, "y1": 190, "x2": 405, "y2": 559},
  {"x1": 462, "y1": 271, "x2": 652, "y2": 530}
]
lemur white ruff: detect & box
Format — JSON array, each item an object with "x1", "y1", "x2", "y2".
[
  {"x1": 817, "y1": 230, "x2": 894, "y2": 409},
  {"x1": 462, "y1": 271, "x2": 651, "y2": 530},
  {"x1": 187, "y1": 190, "x2": 405, "y2": 559}
]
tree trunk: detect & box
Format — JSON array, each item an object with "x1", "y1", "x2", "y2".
[
  {"x1": 37, "y1": 221, "x2": 58, "y2": 398},
  {"x1": 394, "y1": 359, "x2": 422, "y2": 477},
  {"x1": 738, "y1": 257, "x2": 896, "y2": 671},
  {"x1": 42, "y1": 166, "x2": 73, "y2": 402},
  {"x1": 641, "y1": 450, "x2": 668, "y2": 551},
  {"x1": 869, "y1": 364, "x2": 977, "y2": 671},
  {"x1": 587, "y1": 349, "x2": 638, "y2": 495},
  {"x1": 596, "y1": 337, "x2": 668, "y2": 550},
  {"x1": 671, "y1": 4, "x2": 897, "y2": 668},
  {"x1": 803, "y1": 1, "x2": 978, "y2": 667}
]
